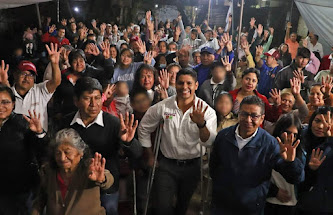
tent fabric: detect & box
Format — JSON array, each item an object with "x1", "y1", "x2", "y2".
[
  {"x1": 0, "y1": 0, "x2": 51, "y2": 9},
  {"x1": 295, "y1": 0, "x2": 333, "y2": 49}
]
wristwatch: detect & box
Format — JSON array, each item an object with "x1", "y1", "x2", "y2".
[{"x1": 197, "y1": 120, "x2": 206, "y2": 129}]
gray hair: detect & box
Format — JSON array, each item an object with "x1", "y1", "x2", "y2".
[{"x1": 55, "y1": 128, "x2": 88, "y2": 153}]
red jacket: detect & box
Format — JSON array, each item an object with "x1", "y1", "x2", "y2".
[
  {"x1": 319, "y1": 54, "x2": 331, "y2": 71},
  {"x1": 229, "y1": 88, "x2": 282, "y2": 123},
  {"x1": 42, "y1": 32, "x2": 70, "y2": 47}
]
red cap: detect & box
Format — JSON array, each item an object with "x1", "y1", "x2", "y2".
[
  {"x1": 130, "y1": 36, "x2": 139, "y2": 43},
  {"x1": 264, "y1": 48, "x2": 280, "y2": 60},
  {"x1": 18, "y1": 60, "x2": 37, "y2": 75}
]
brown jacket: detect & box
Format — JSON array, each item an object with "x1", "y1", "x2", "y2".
[{"x1": 31, "y1": 164, "x2": 113, "y2": 215}]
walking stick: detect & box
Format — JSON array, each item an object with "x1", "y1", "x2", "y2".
[
  {"x1": 143, "y1": 120, "x2": 164, "y2": 215},
  {"x1": 133, "y1": 170, "x2": 137, "y2": 215}
]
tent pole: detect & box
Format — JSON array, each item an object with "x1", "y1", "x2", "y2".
[
  {"x1": 235, "y1": 0, "x2": 244, "y2": 70},
  {"x1": 207, "y1": 0, "x2": 212, "y2": 25},
  {"x1": 57, "y1": 0, "x2": 60, "y2": 23},
  {"x1": 36, "y1": 3, "x2": 42, "y2": 29}
]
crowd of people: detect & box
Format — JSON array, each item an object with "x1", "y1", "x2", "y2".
[{"x1": 1, "y1": 8, "x2": 333, "y2": 215}]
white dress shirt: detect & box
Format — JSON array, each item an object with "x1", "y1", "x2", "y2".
[
  {"x1": 12, "y1": 81, "x2": 53, "y2": 131},
  {"x1": 70, "y1": 110, "x2": 104, "y2": 128},
  {"x1": 138, "y1": 95, "x2": 217, "y2": 160}
]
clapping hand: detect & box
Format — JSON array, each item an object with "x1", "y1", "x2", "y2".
[
  {"x1": 23, "y1": 110, "x2": 43, "y2": 134},
  {"x1": 309, "y1": 148, "x2": 326, "y2": 170},
  {"x1": 190, "y1": 100, "x2": 208, "y2": 127},
  {"x1": 119, "y1": 112, "x2": 139, "y2": 143},
  {"x1": 88, "y1": 152, "x2": 106, "y2": 183},
  {"x1": 277, "y1": 132, "x2": 300, "y2": 162}
]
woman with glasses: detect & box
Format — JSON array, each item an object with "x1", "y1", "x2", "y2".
[
  {"x1": 229, "y1": 68, "x2": 282, "y2": 122},
  {"x1": 265, "y1": 113, "x2": 304, "y2": 215},
  {"x1": 297, "y1": 106, "x2": 333, "y2": 215},
  {"x1": 0, "y1": 84, "x2": 48, "y2": 214}
]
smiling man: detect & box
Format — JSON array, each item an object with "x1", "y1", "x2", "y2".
[
  {"x1": 210, "y1": 95, "x2": 304, "y2": 215},
  {"x1": 138, "y1": 69, "x2": 216, "y2": 215}
]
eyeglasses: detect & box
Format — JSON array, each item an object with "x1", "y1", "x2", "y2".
[
  {"x1": 19, "y1": 73, "x2": 35, "y2": 79},
  {"x1": 239, "y1": 112, "x2": 262, "y2": 121},
  {"x1": 0, "y1": 100, "x2": 12, "y2": 106}
]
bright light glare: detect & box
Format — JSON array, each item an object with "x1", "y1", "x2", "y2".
[
  {"x1": 155, "y1": 4, "x2": 158, "y2": 8},
  {"x1": 74, "y1": 7, "x2": 79, "y2": 12},
  {"x1": 195, "y1": 7, "x2": 198, "y2": 11}
]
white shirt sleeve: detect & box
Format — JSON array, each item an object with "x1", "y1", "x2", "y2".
[{"x1": 138, "y1": 103, "x2": 164, "y2": 148}]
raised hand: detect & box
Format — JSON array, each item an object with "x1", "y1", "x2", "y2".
[
  {"x1": 49, "y1": 25, "x2": 56, "y2": 34},
  {"x1": 158, "y1": 69, "x2": 170, "y2": 90},
  {"x1": 241, "y1": 40, "x2": 250, "y2": 55},
  {"x1": 218, "y1": 37, "x2": 225, "y2": 50},
  {"x1": 269, "y1": 88, "x2": 281, "y2": 106},
  {"x1": 212, "y1": 30, "x2": 218, "y2": 38},
  {"x1": 190, "y1": 100, "x2": 208, "y2": 127},
  {"x1": 321, "y1": 76, "x2": 333, "y2": 96},
  {"x1": 137, "y1": 39, "x2": 146, "y2": 54},
  {"x1": 221, "y1": 56, "x2": 233, "y2": 72},
  {"x1": 269, "y1": 27, "x2": 274, "y2": 35},
  {"x1": 61, "y1": 18, "x2": 67, "y2": 26},
  {"x1": 302, "y1": 38, "x2": 308, "y2": 48},
  {"x1": 319, "y1": 112, "x2": 332, "y2": 136},
  {"x1": 100, "y1": 41, "x2": 111, "y2": 59},
  {"x1": 290, "y1": 77, "x2": 301, "y2": 96},
  {"x1": 69, "y1": 17, "x2": 75, "y2": 23},
  {"x1": 309, "y1": 148, "x2": 326, "y2": 171},
  {"x1": 88, "y1": 152, "x2": 106, "y2": 183},
  {"x1": 100, "y1": 23, "x2": 106, "y2": 32},
  {"x1": 156, "y1": 85, "x2": 168, "y2": 100},
  {"x1": 104, "y1": 84, "x2": 116, "y2": 100},
  {"x1": 222, "y1": 33, "x2": 233, "y2": 52},
  {"x1": 196, "y1": 25, "x2": 202, "y2": 34},
  {"x1": 286, "y1": 22, "x2": 292, "y2": 29},
  {"x1": 152, "y1": 34, "x2": 160, "y2": 47},
  {"x1": 175, "y1": 26, "x2": 181, "y2": 36},
  {"x1": 0, "y1": 60, "x2": 9, "y2": 85},
  {"x1": 256, "y1": 45, "x2": 264, "y2": 56},
  {"x1": 293, "y1": 70, "x2": 305, "y2": 83},
  {"x1": 277, "y1": 132, "x2": 300, "y2": 162},
  {"x1": 88, "y1": 44, "x2": 100, "y2": 56},
  {"x1": 257, "y1": 24, "x2": 263, "y2": 37},
  {"x1": 119, "y1": 112, "x2": 139, "y2": 143},
  {"x1": 23, "y1": 110, "x2": 43, "y2": 134},
  {"x1": 144, "y1": 51, "x2": 153, "y2": 65},
  {"x1": 46, "y1": 43, "x2": 61, "y2": 65}
]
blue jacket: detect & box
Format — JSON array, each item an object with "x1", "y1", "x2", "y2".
[{"x1": 209, "y1": 125, "x2": 304, "y2": 214}]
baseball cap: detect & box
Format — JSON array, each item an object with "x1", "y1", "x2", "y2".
[
  {"x1": 18, "y1": 60, "x2": 37, "y2": 75},
  {"x1": 264, "y1": 48, "x2": 280, "y2": 60},
  {"x1": 201, "y1": 47, "x2": 215, "y2": 55},
  {"x1": 130, "y1": 36, "x2": 139, "y2": 43}
]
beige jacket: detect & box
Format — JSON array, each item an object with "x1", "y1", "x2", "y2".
[{"x1": 31, "y1": 164, "x2": 114, "y2": 215}]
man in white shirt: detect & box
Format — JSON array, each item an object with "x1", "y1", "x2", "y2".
[
  {"x1": 138, "y1": 69, "x2": 217, "y2": 215},
  {"x1": 0, "y1": 43, "x2": 61, "y2": 131},
  {"x1": 307, "y1": 33, "x2": 324, "y2": 58}
]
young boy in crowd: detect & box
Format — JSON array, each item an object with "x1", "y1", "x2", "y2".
[
  {"x1": 198, "y1": 61, "x2": 236, "y2": 107},
  {"x1": 114, "y1": 81, "x2": 133, "y2": 116}
]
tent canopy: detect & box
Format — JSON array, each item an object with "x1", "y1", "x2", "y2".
[
  {"x1": 295, "y1": 0, "x2": 333, "y2": 54},
  {"x1": 0, "y1": 0, "x2": 51, "y2": 9}
]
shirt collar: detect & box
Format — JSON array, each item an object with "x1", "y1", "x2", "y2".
[
  {"x1": 235, "y1": 124, "x2": 258, "y2": 141},
  {"x1": 210, "y1": 77, "x2": 224, "y2": 85},
  {"x1": 70, "y1": 110, "x2": 104, "y2": 128}
]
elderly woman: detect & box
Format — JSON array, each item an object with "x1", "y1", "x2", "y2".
[
  {"x1": 32, "y1": 128, "x2": 114, "y2": 215},
  {"x1": 0, "y1": 84, "x2": 47, "y2": 214}
]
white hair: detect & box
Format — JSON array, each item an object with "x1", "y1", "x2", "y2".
[{"x1": 55, "y1": 128, "x2": 88, "y2": 153}]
